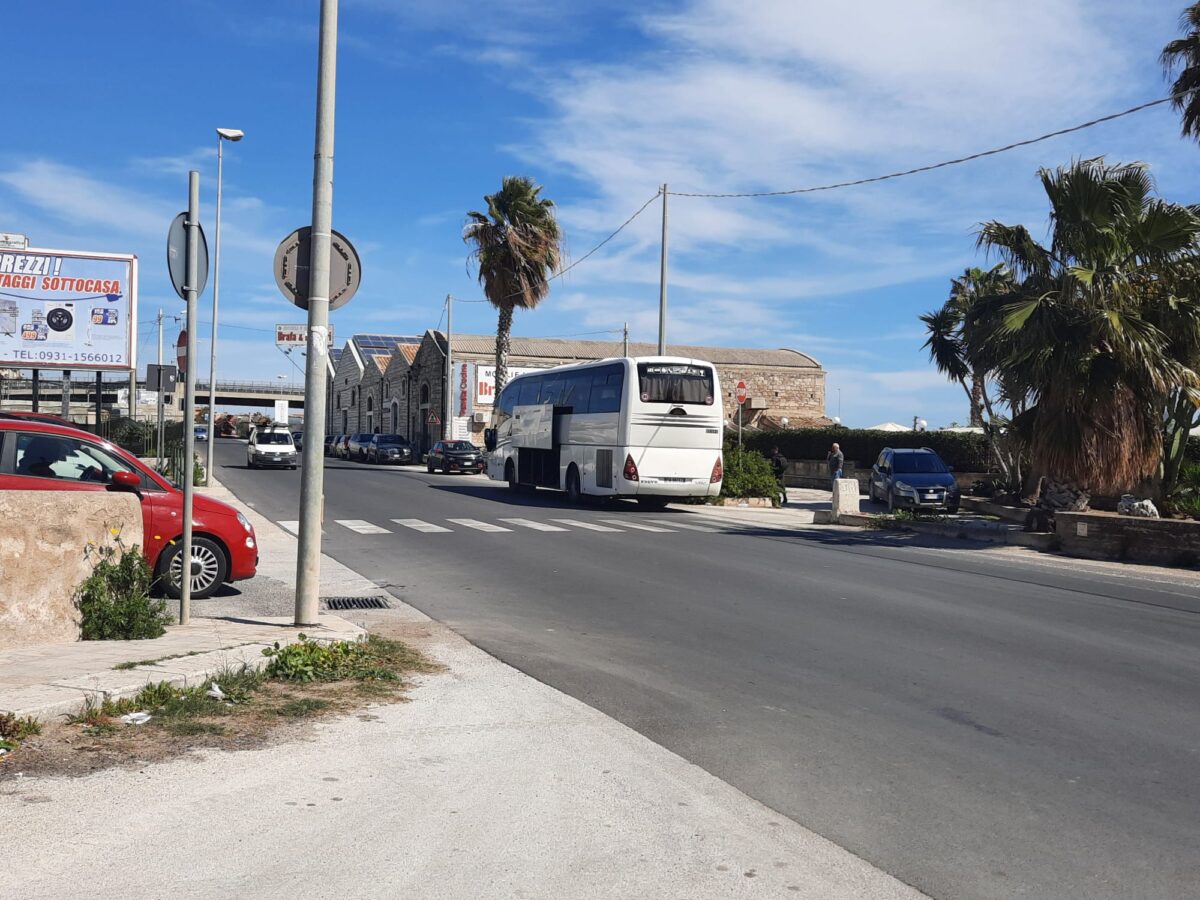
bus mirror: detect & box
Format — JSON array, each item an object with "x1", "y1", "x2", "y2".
[{"x1": 483, "y1": 428, "x2": 497, "y2": 452}]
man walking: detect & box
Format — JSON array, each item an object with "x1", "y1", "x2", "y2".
[
  {"x1": 826, "y1": 442, "x2": 844, "y2": 482},
  {"x1": 770, "y1": 446, "x2": 789, "y2": 506}
]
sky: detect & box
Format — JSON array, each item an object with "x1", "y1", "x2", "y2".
[{"x1": 2, "y1": 0, "x2": 1198, "y2": 426}]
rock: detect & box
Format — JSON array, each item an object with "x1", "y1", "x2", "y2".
[{"x1": 1117, "y1": 494, "x2": 1159, "y2": 518}]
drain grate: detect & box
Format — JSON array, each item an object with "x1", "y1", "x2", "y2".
[{"x1": 321, "y1": 595, "x2": 392, "y2": 611}]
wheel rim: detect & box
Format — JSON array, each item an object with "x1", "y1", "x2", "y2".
[{"x1": 169, "y1": 544, "x2": 220, "y2": 594}]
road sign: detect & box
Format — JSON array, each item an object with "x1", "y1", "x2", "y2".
[
  {"x1": 276, "y1": 323, "x2": 334, "y2": 350},
  {"x1": 735, "y1": 381, "x2": 747, "y2": 404},
  {"x1": 426, "y1": 410, "x2": 441, "y2": 425},
  {"x1": 273, "y1": 227, "x2": 361, "y2": 311},
  {"x1": 146, "y1": 363, "x2": 178, "y2": 393},
  {"x1": 167, "y1": 212, "x2": 209, "y2": 301},
  {"x1": 0, "y1": 232, "x2": 28, "y2": 250},
  {"x1": 176, "y1": 329, "x2": 187, "y2": 377}
]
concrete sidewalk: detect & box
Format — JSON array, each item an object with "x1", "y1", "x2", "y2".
[{"x1": 1, "y1": 476, "x2": 925, "y2": 899}]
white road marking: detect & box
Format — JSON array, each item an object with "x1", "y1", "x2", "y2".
[
  {"x1": 336, "y1": 519, "x2": 392, "y2": 535},
  {"x1": 598, "y1": 519, "x2": 674, "y2": 532},
  {"x1": 551, "y1": 519, "x2": 623, "y2": 532},
  {"x1": 643, "y1": 518, "x2": 720, "y2": 533},
  {"x1": 278, "y1": 520, "x2": 300, "y2": 535},
  {"x1": 391, "y1": 518, "x2": 452, "y2": 533},
  {"x1": 447, "y1": 518, "x2": 512, "y2": 533},
  {"x1": 500, "y1": 518, "x2": 569, "y2": 532}
]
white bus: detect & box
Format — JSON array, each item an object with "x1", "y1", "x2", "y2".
[{"x1": 483, "y1": 356, "x2": 724, "y2": 507}]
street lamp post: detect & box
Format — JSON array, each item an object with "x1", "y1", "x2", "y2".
[{"x1": 205, "y1": 127, "x2": 245, "y2": 486}]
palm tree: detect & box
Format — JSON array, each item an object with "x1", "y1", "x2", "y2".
[
  {"x1": 1162, "y1": 3, "x2": 1200, "y2": 140},
  {"x1": 464, "y1": 176, "x2": 562, "y2": 394},
  {"x1": 976, "y1": 158, "x2": 1200, "y2": 505}
]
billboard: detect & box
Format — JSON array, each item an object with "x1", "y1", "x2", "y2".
[
  {"x1": 0, "y1": 247, "x2": 137, "y2": 371},
  {"x1": 473, "y1": 364, "x2": 544, "y2": 407},
  {"x1": 276, "y1": 323, "x2": 334, "y2": 350}
]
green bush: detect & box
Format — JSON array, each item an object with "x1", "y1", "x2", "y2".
[
  {"x1": 720, "y1": 448, "x2": 782, "y2": 503},
  {"x1": 76, "y1": 545, "x2": 173, "y2": 641},
  {"x1": 745, "y1": 427, "x2": 994, "y2": 471},
  {"x1": 263, "y1": 635, "x2": 399, "y2": 683}
]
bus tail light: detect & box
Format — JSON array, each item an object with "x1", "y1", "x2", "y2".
[
  {"x1": 710, "y1": 455, "x2": 723, "y2": 483},
  {"x1": 623, "y1": 454, "x2": 639, "y2": 482}
]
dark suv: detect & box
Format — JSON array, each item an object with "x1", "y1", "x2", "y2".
[
  {"x1": 426, "y1": 440, "x2": 484, "y2": 474},
  {"x1": 366, "y1": 434, "x2": 413, "y2": 465},
  {"x1": 868, "y1": 447, "x2": 960, "y2": 514}
]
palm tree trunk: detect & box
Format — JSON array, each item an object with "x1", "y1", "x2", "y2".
[
  {"x1": 969, "y1": 370, "x2": 985, "y2": 427},
  {"x1": 494, "y1": 304, "x2": 513, "y2": 395}
]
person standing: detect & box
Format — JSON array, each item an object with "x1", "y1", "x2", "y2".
[
  {"x1": 770, "y1": 446, "x2": 789, "y2": 506},
  {"x1": 826, "y1": 442, "x2": 844, "y2": 482}
]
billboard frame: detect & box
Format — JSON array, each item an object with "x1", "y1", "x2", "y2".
[{"x1": 0, "y1": 246, "x2": 138, "y2": 373}]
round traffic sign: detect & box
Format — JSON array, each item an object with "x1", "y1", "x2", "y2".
[
  {"x1": 167, "y1": 212, "x2": 209, "y2": 301},
  {"x1": 273, "y1": 227, "x2": 361, "y2": 311},
  {"x1": 176, "y1": 329, "x2": 187, "y2": 378},
  {"x1": 735, "y1": 380, "x2": 747, "y2": 404}
]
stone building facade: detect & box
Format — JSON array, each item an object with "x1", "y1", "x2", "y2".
[
  {"x1": 381, "y1": 332, "x2": 828, "y2": 451},
  {"x1": 329, "y1": 335, "x2": 420, "y2": 436}
]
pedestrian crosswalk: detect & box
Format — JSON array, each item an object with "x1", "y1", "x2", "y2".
[{"x1": 276, "y1": 514, "x2": 742, "y2": 538}]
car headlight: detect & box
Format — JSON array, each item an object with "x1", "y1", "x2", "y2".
[
  {"x1": 894, "y1": 481, "x2": 916, "y2": 494},
  {"x1": 236, "y1": 512, "x2": 253, "y2": 533}
]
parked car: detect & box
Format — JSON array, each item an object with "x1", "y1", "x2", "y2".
[
  {"x1": 346, "y1": 433, "x2": 375, "y2": 462},
  {"x1": 336, "y1": 434, "x2": 353, "y2": 459},
  {"x1": 867, "y1": 447, "x2": 960, "y2": 514},
  {"x1": 194, "y1": 425, "x2": 209, "y2": 441},
  {"x1": 325, "y1": 434, "x2": 341, "y2": 457},
  {"x1": 366, "y1": 434, "x2": 413, "y2": 465},
  {"x1": 0, "y1": 418, "x2": 257, "y2": 599},
  {"x1": 0, "y1": 411, "x2": 74, "y2": 426},
  {"x1": 426, "y1": 440, "x2": 485, "y2": 474},
  {"x1": 291, "y1": 431, "x2": 304, "y2": 452},
  {"x1": 247, "y1": 425, "x2": 298, "y2": 469}
]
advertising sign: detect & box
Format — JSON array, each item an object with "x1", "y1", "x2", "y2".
[
  {"x1": 458, "y1": 363, "x2": 469, "y2": 416},
  {"x1": 275, "y1": 323, "x2": 334, "y2": 350},
  {"x1": 0, "y1": 248, "x2": 137, "y2": 371},
  {"x1": 474, "y1": 364, "x2": 543, "y2": 407}
]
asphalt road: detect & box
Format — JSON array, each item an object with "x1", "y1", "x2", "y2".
[{"x1": 208, "y1": 439, "x2": 1200, "y2": 900}]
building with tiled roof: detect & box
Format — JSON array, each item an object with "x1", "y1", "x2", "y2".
[{"x1": 329, "y1": 334, "x2": 421, "y2": 435}]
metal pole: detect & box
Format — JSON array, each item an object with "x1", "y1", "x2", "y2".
[
  {"x1": 295, "y1": 0, "x2": 338, "y2": 627},
  {"x1": 94, "y1": 371, "x2": 102, "y2": 429},
  {"x1": 623, "y1": 321, "x2": 629, "y2": 357},
  {"x1": 180, "y1": 170, "x2": 201, "y2": 626},
  {"x1": 61, "y1": 370, "x2": 71, "y2": 420},
  {"x1": 657, "y1": 183, "x2": 668, "y2": 355},
  {"x1": 204, "y1": 137, "x2": 224, "y2": 487},
  {"x1": 31, "y1": 369, "x2": 39, "y2": 412},
  {"x1": 444, "y1": 294, "x2": 452, "y2": 441},
  {"x1": 157, "y1": 308, "x2": 164, "y2": 467}
]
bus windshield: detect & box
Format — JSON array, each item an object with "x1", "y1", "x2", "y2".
[{"x1": 637, "y1": 363, "x2": 714, "y2": 405}]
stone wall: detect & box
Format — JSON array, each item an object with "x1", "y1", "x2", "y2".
[
  {"x1": 718, "y1": 365, "x2": 825, "y2": 426},
  {"x1": 1055, "y1": 511, "x2": 1200, "y2": 568},
  {"x1": 0, "y1": 492, "x2": 144, "y2": 649}
]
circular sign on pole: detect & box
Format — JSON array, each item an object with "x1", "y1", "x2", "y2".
[
  {"x1": 735, "y1": 381, "x2": 747, "y2": 404},
  {"x1": 273, "y1": 227, "x2": 361, "y2": 311},
  {"x1": 167, "y1": 212, "x2": 209, "y2": 301},
  {"x1": 176, "y1": 329, "x2": 187, "y2": 378}
]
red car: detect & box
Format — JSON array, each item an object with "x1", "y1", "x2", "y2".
[{"x1": 0, "y1": 416, "x2": 257, "y2": 599}]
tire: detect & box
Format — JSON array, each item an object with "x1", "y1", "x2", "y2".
[
  {"x1": 637, "y1": 495, "x2": 669, "y2": 510},
  {"x1": 158, "y1": 536, "x2": 228, "y2": 600},
  {"x1": 427, "y1": 461, "x2": 435, "y2": 474},
  {"x1": 565, "y1": 466, "x2": 582, "y2": 505},
  {"x1": 886, "y1": 489, "x2": 896, "y2": 513},
  {"x1": 506, "y1": 460, "x2": 520, "y2": 492},
  {"x1": 946, "y1": 505, "x2": 960, "y2": 516},
  {"x1": 290, "y1": 465, "x2": 297, "y2": 470}
]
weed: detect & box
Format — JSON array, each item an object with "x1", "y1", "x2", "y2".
[
  {"x1": 273, "y1": 698, "x2": 331, "y2": 718},
  {"x1": 77, "y1": 543, "x2": 173, "y2": 641},
  {"x1": 165, "y1": 720, "x2": 227, "y2": 737},
  {"x1": 0, "y1": 739, "x2": 17, "y2": 752},
  {"x1": 0, "y1": 713, "x2": 42, "y2": 741},
  {"x1": 263, "y1": 635, "x2": 400, "y2": 683},
  {"x1": 113, "y1": 650, "x2": 205, "y2": 671},
  {"x1": 67, "y1": 699, "x2": 109, "y2": 727},
  {"x1": 82, "y1": 723, "x2": 117, "y2": 737}
]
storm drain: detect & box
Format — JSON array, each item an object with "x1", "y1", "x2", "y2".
[{"x1": 321, "y1": 596, "x2": 392, "y2": 611}]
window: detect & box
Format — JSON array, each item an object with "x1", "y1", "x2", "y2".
[
  {"x1": 636, "y1": 363, "x2": 713, "y2": 405},
  {"x1": 497, "y1": 383, "x2": 518, "y2": 424},
  {"x1": 351, "y1": 387, "x2": 357, "y2": 406},
  {"x1": 539, "y1": 376, "x2": 566, "y2": 407},
  {"x1": 254, "y1": 432, "x2": 293, "y2": 445},
  {"x1": 561, "y1": 372, "x2": 593, "y2": 413},
  {"x1": 590, "y1": 364, "x2": 624, "y2": 414},
  {"x1": 337, "y1": 391, "x2": 342, "y2": 408},
  {"x1": 892, "y1": 453, "x2": 948, "y2": 474},
  {"x1": 367, "y1": 396, "x2": 374, "y2": 412},
  {"x1": 517, "y1": 376, "x2": 542, "y2": 407},
  {"x1": 10, "y1": 432, "x2": 146, "y2": 487},
  {"x1": 420, "y1": 383, "x2": 430, "y2": 405},
  {"x1": 384, "y1": 383, "x2": 390, "y2": 399}
]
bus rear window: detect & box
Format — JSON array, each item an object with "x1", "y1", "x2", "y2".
[{"x1": 637, "y1": 364, "x2": 714, "y2": 405}]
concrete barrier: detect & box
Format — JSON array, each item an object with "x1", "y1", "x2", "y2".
[
  {"x1": 0, "y1": 491, "x2": 144, "y2": 650},
  {"x1": 1055, "y1": 511, "x2": 1200, "y2": 568}
]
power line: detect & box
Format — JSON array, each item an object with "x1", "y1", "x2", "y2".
[{"x1": 667, "y1": 91, "x2": 1196, "y2": 199}]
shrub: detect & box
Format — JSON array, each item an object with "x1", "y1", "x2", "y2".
[
  {"x1": 720, "y1": 448, "x2": 782, "y2": 503},
  {"x1": 263, "y1": 635, "x2": 399, "y2": 683},
  {"x1": 76, "y1": 545, "x2": 173, "y2": 641},
  {"x1": 745, "y1": 427, "x2": 993, "y2": 471}
]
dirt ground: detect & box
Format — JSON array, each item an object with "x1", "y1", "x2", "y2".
[{"x1": 0, "y1": 623, "x2": 443, "y2": 781}]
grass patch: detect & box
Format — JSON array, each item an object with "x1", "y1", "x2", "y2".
[
  {"x1": 165, "y1": 720, "x2": 228, "y2": 737},
  {"x1": 272, "y1": 698, "x2": 331, "y2": 718},
  {"x1": 113, "y1": 650, "x2": 205, "y2": 671},
  {"x1": 0, "y1": 713, "x2": 42, "y2": 743}
]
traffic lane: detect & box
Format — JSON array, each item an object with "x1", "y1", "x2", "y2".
[{"x1": 292, "y1": 502, "x2": 1200, "y2": 899}]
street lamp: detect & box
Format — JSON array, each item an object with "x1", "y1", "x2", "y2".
[{"x1": 204, "y1": 126, "x2": 245, "y2": 486}]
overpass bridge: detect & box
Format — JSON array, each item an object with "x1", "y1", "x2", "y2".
[{"x1": 1, "y1": 376, "x2": 310, "y2": 412}]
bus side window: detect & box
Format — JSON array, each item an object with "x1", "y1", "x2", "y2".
[
  {"x1": 562, "y1": 373, "x2": 592, "y2": 413},
  {"x1": 540, "y1": 377, "x2": 565, "y2": 407},
  {"x1": 497, "y1": 384, "x2": 518, "y2": 424},
  {"x1": 591, "y1": 366, "x2": 623, "y2": 414},
  {"x1": 517, "y1": 376, "x2": 542, "y2": 407}
]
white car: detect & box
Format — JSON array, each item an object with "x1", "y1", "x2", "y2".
[{"x1": 247, "y1": 426, "x2": 298, "y2": 470}]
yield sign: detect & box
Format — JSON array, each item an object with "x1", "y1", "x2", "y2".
[{"x1": 426, "y1": 411, "x2": 441, "y2": 425}]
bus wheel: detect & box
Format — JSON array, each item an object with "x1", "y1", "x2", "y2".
[
  {"x1": 565, "y1": 466, "x2": 583, "y2": 505},
  {"x1": 506, "y1": 460, "x2": 520, "y2": 492}
]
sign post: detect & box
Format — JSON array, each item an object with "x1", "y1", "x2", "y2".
[
  {"x1": 735, "y1": 380, "x2": 747, "y2": 449},
  {"x1": 167, "y1": 176, "x2": 207, "y2": 626}
]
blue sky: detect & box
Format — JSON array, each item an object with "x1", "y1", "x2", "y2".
[{"x1": 2, "y1": 0, "x2": 1198, "y2": 426}]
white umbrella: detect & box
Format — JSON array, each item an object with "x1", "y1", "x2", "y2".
[{"x1": 864, "y1": 422, "x2": 910, "y2": 432}]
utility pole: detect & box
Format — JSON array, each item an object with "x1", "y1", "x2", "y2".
[
  {"x1": 623, "y1": 321, "x2": 629, "y2": 357},
  {"x1": 295, "y1": 0, "x2": 338, "y2": 627},
  {"x1": 180, "y1": 170, "x2": 201, "y2": 626},
  {"x1": 443, "y1": 294, "x2": 452, "y2": 441},
  {"x1": 658, "y1": 183, "x2": 668, "y2": 355},
  {"x1": 156, "y1": 308, "x2": 164, "y2": 468}
]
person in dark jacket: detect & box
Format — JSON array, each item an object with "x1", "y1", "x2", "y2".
[
  {"x1": 770, "y1": 446, "x2": 788, "y2": 506},
  {"x1": 826, "y1": 442, "x2": 844, "y2": 481}
]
